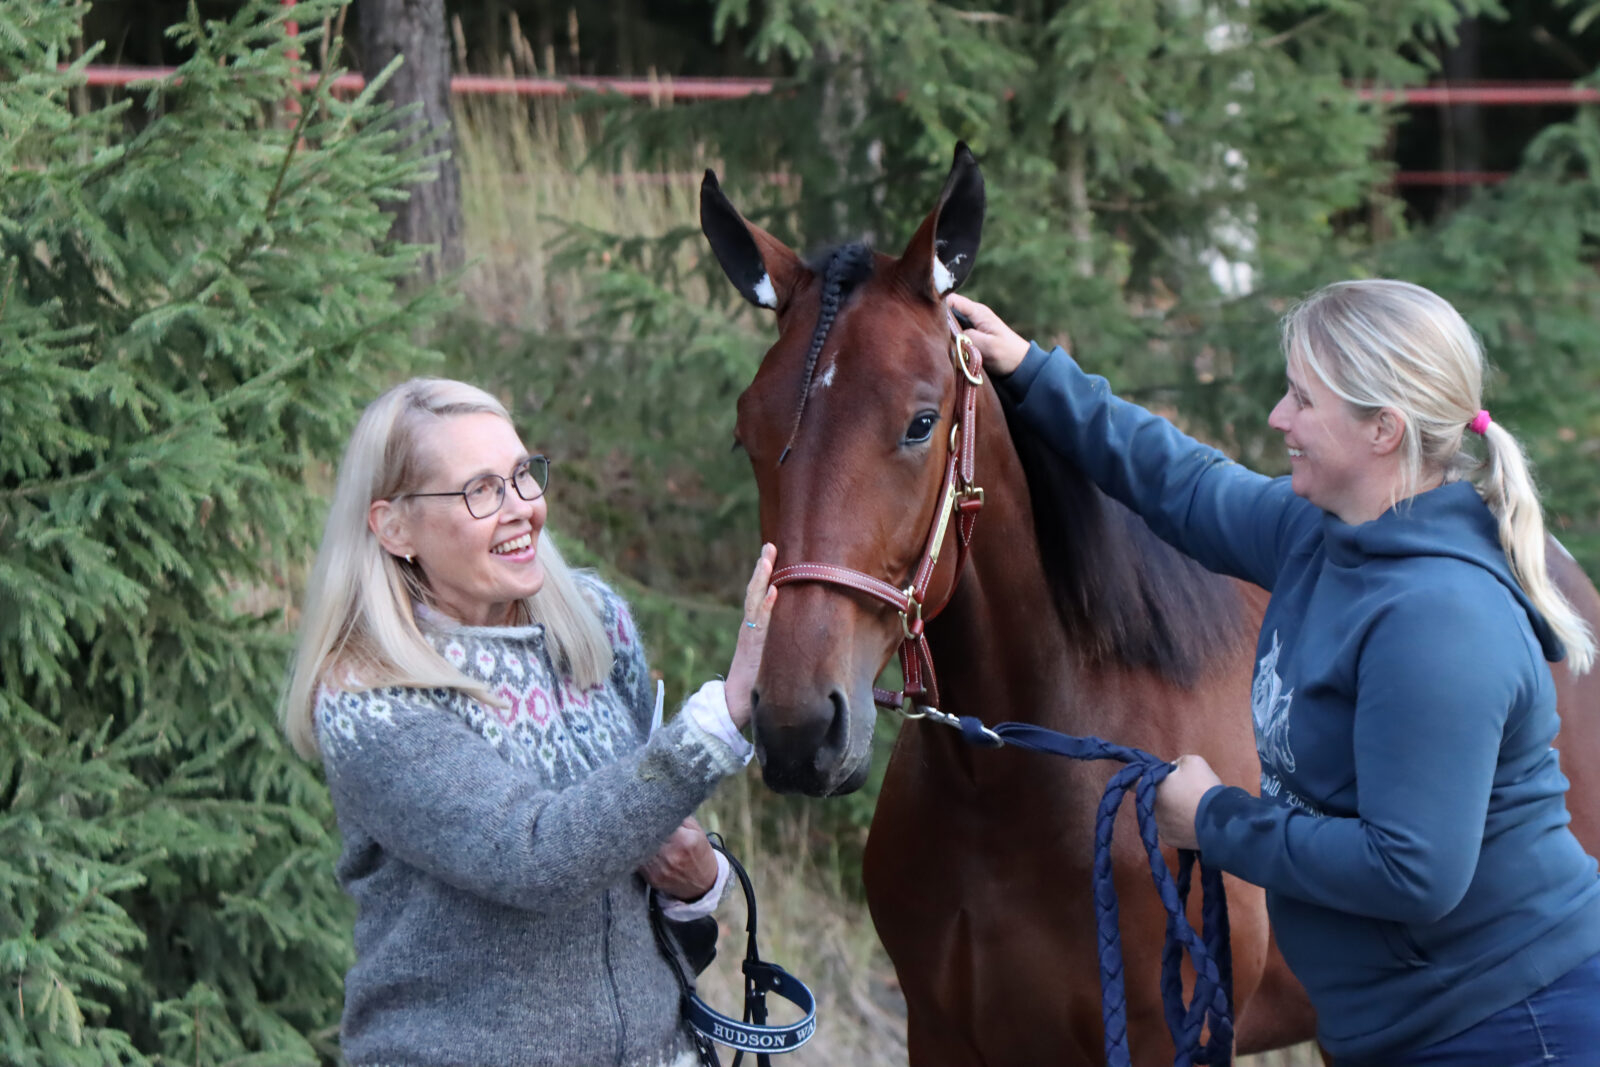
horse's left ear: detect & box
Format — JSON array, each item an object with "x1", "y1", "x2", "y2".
[{"x1": 896, "y1": 142, "x2": 986, "y2": 302}]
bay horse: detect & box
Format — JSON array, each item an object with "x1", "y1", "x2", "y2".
[{"x1": 700, "y1": 144, "x2": 1600, "y2": 1064}]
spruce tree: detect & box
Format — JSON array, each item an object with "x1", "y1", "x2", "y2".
[{"x1": 0, "y1": 1, "x2": 446, "y2": 1062}]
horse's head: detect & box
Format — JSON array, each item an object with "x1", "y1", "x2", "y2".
[{"x1": 702, "y1": 145, "x2": 986, "y2": 796}]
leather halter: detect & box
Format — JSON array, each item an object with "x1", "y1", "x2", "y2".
[{"x1": 769, "y1": 310, "x2": 986, "y2": 713}]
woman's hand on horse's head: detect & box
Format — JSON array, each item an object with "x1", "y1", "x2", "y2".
[
  {"x1": 947, "y1": 293, "x2": 1033, "y2": 378},
  {"x1": 725, "y1": 543, "x2": 778, "y2": 732},
  {"x1": 640, "y1": 815, "x2": 719, "y2": 900},
  {"x1": 1154, "y1": 753, "x2": 1224, "y2": 852}
]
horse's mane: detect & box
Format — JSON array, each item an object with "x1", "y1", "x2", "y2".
[
  {"x1": 998, "y1": 393, "x2": 1247, "y2": 687},
  {"x1": 778, "y1": 244, "x2": 877, "y2": 463}
]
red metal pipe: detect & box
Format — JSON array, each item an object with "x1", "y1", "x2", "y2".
[
  {"x1": 79, "y1": 67, "x2": 1600, "y2": 106},
  {"x1": 448, "y1": 73, "x2": 775, "y2": 98},
  {"x1": 1355, "y1": 84, "x2": 1600, "y2": 106},
  {"x1": 64, "y1": 68, "x2": 1594, "y2": 185},
  {"x1": 77, "y1": 65, "x2": 775, "y2": 98}
]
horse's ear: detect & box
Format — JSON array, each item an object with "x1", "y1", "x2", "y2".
[
  {"x1": 895, "y1": 142, "x2": 985, "y2": 301},
  {"x1": 701, "y1": 170, "x2": 807, "y2": 312}
]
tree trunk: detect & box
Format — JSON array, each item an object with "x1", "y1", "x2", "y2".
[
  {"x1": 813, "y1": 41, "x2": 880, "y2": 243},
  {"x1": 357, "y1": 0, "x2": 463, "y2": 285}
]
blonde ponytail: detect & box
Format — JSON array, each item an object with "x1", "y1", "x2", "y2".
[{"x1": 1475, "y1": 421, "x2": 1595, "y2": 674}]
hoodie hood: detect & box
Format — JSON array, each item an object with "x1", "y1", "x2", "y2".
[{"x1": 1321, "y1": 479, "x2": 1565, "y2": 662}]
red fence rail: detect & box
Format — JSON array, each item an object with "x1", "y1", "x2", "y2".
[
  {"x1": 74, "y1": 66, "x2": 1600, "y2": 186},
  {"x1": 76, "y1": 67, "x2": 1600, "y2": 106},
  {"x1": 78, "y1": 65, "x2": 775, "y2": 100},
  {"x1": 1354, "y1": 82, "x2": 1600, "y2": 106}
]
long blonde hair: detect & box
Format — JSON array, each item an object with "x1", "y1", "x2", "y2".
[
  {"x1": 281, "y1": 378, "x2": 614, "y2": 759},
  {"x1": 1281, "y1": 279, "x2": 1594, "y2": 674}
]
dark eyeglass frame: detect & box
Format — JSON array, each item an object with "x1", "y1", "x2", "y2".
[{"x1": 405, "y1": 455, "x2": 551, "y2": 519}]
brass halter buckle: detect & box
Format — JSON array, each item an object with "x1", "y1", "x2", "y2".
[{"x1": 900, "y1": 586, "x2": 924, "y2": 641}]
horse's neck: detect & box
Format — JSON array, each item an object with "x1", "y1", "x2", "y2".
[{"x1": 921, "y1": 388, "x2": 1265, "y2": 800}]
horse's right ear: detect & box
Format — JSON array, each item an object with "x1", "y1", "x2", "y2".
[{"x1": 701, "y1": 171, "x2": 806, "y2": 313}]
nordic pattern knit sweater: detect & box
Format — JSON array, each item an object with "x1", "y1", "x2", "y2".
[{"x1": 315, "y1": 574, "x2": 745, "y2": 1067}]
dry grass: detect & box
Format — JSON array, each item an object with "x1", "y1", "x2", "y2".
[{"x1": 454, "y1": 97, "x2": 706, "y2": 330}]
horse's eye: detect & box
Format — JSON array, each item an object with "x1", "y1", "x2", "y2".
[{"x1": 904, "y1": 410, "x2": 940, "y2": 445}]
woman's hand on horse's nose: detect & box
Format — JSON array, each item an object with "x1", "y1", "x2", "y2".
[
  {"x1": 725, "y1": 543, "x2": 778, "y2": 731},
  {"x1": 639, "y1": 816, "x2": 719, "y2": 900},
  {"x1": 1155, "y1": 754, "x2": 1223, "y2": 851},
  {"x1": 946, "y1": 293, "x2": 1032, "y2": 377}
]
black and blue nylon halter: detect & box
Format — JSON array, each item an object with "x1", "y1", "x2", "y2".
[{"x1": 942, "y1": 709, "x2": 1236, "y2": 1067}]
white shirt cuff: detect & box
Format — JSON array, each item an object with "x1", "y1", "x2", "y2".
[
  {"x1": 656, "y1": 849, "x2": 731, "y2": 921},
  {"x1": 682, "y1": 679, "x2": 754, "y2": 766}
]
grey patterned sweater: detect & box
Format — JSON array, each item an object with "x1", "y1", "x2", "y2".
[{"x1": 315, "y1": 575, "x2": 744, "y2": 1067}]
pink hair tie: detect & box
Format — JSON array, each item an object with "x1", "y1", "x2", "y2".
[{"x1": 1469, "y1": 409, "x2": 1492, "y2": 435}]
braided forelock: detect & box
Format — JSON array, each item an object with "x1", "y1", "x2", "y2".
[{"x1": 778, "y1": 243, "x2": 876, "y2": 464}]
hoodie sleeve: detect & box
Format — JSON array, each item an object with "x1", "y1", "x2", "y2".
[
  {"x1": 998, "y1": 344, "x2": 1316, "y2": 589},
  {"x1": 316, "y1": 685, "x2": 745, "y2": 913},
  {"x1": 1194, "y1": 581, "x2": 1535, "y2": 923}
]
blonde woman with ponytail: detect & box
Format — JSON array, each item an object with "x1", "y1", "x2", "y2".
[
  {"x1": 281, "y1": 378, "x2": 776, "y2": 1067},
  {"x1": 950, "y1": 281, "x2": 1600, "y2": 1067}
]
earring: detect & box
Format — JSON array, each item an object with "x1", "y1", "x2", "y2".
[{"x1": 403, "y1": 554, "x2": 414, "y2": 564}]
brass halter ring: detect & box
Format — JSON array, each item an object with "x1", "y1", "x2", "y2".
[{"x1": 953, "y1": 334, "x2": 984, "y2": 385}]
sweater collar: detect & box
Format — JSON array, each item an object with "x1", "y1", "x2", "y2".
[{"x1": 413, "y1": 599, "x2": 544, "y2": 642}]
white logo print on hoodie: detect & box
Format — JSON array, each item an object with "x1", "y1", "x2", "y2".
[{"x1": 1253, "y1": 630, "x2": 1298, "y2": 775}]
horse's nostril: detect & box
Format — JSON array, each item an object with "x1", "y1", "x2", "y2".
[{"x1": 824, "y1": 687, "x2": 850, "y2": 755}]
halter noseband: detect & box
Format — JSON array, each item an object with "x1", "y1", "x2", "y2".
[{"x1": 769, "y1": 310, "x2": 986, "y2": 714}]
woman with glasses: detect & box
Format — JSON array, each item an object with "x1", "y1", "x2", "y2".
[{"x1": 281, "y1": 378, "x2": 775, "y2": 1067}]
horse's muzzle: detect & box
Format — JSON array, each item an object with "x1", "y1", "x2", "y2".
[{"x1": 751, "y1": 685, "x2": 871, "y2": 796}]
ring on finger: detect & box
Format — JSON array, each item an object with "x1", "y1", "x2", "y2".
[{"x1": 744, "y1": 619, "x2": 760, "y2": 630}]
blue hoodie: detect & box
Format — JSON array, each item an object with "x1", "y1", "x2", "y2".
[{"x1": 1001, "y1": 344, "x2": 1600, "y2": 1061}]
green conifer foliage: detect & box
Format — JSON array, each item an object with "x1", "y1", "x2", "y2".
[{"x1": 0, "y1": 2, "x2": 446, "y2": 1061}]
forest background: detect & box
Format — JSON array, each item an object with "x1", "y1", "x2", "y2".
[{"x1": 6, "y1": 0, "x2": 1600, "y2": 1063}]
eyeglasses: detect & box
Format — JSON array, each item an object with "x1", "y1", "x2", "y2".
[{"x1": 406, "y1": 455, "x2": 550, "y2": 519}]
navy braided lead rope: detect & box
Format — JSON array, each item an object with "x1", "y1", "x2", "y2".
[{"x1": 951, "y1": 715, "x2": 1234, "y2": 1067}]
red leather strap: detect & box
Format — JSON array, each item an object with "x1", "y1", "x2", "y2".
[{"x1": 772, "y1": 563, "x2": 910, "y2": 612}]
